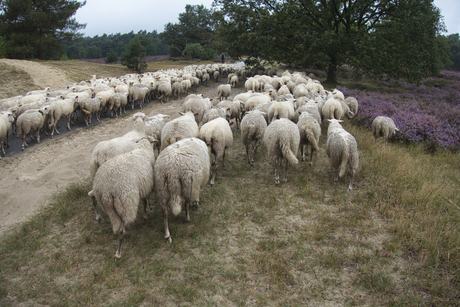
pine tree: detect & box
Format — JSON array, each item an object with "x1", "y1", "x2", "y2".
[{"x1": 121, "y1": 37, "x2": 148, "y2": 73}]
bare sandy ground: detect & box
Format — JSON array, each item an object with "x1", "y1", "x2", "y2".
[{"x1": 0, "y1": 59, "x2": 226, "y2": 234}]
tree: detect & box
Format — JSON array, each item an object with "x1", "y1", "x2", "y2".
[
  {"x1": 160, "y1": 4, "x2": 215, "y2": 57},
  {"x1": 0, "y1": 36, "x2": 6, "y2": 58},
  {"x1": 0, "y1": 0, "x2": 86, "y2": 59},
  {"x1": 121, "y1": 37, "x2": 147, "y2": 73},
  {"x1": 447, "y1": 34, "x2": 460, "y2": 71},
  {"x1": 214, "y1": 0, "x2": 449, "y2": 83},
  {"x1": 105, "y1": 49, "x2": 118, "y2": 64}
]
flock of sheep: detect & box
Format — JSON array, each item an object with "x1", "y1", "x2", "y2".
[{"x1": 0, "y1": 62, "x2": 399, "y2": 258}]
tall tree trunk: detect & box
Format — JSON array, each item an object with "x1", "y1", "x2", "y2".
[{"x1": 326, "y1": 55, "x2": 338, "y2": 84}]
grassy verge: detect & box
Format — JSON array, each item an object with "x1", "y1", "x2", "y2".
[{"x1": 0, "y1": 112, "x2": 458, "y2": 305}]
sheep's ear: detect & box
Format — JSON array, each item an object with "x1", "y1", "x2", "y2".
[
  {"x1": 193, "y1": 112, "x2": 199, "y2": 116},
  {"x1": 178, "y1": 112, "x2": 185, "y2": 116},
  {"x1": 395, "y1": 127, "x2": 400, "y2": 131},
  {"x1": 229, "y1": 121, "x2": 234, "y2": 126}
]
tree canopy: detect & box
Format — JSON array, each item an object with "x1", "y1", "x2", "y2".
[
  {"x1": 160, "y1": 4, "x2": 216, "y2": 58},
  {"x1": 0, "y1": 0, "x2": 86, "y2": 59},
  {"x1": 213, "y1": 0, "x2": 451, "y2": 83},
  {"x1": 121, "y1": 36, "x2": 148, "y2": 73}
]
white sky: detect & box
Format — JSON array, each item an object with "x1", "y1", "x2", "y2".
[{"x1": 73, "y1": 0, "x2": 459, "y2": 38}]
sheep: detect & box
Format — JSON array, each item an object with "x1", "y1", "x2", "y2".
[
  {"x1": 240, "y1": 109, "x2": 267, "y2": 165},
  {"x1": 294, "y1": 102, "x2": 321, "y2": 124},
  {"x1": 181, "y1": 94, "x2": 212, "y2": 124},
  {"x1": 80, "y1": 96, "x2": 103, "y2": 126},
  {"x1": 48, "y1": 96, "x2": 77, "y2": 138},
  {"x1": 128, "y1": 85, "x2": 148, "y2": 109},
  {"x1": 0, "y1": 111, "x2": 14, "y2": 158},
  {"x1": 200, "y1": 107, "x2": 231, "y2": 126},
  {"x1": 16, "y1": 107, "x2": 49, "y2": 150},
  {"x1": 321, "y1": 97, "x2": 344, "y2": 121},
  {"x1": 230, "y1": 75, "x2": 239, "y2": 87},
  {"x1": 297, "y1": 112, "x2": 321, "y2": 165},
  {"x1": 199, "y1": 117, "x2": 233, "y2": 186},
  {"x1": 326, "y1": 119, "x2": 359, "y2": 191},
  {"x1": 202, "y1": 73, "x2": 210, "y2": 86},
  {"x1": 160, "y1": 111, "x2": 199, "y2": 151},
  {"x1": 171, "y1": 82, "x2": 184, "y2": 99},
  {"x1": 263, "y1": 118, "x2": 300, "y2": 184},
  {"x1": 145, "y1": 113, "x2": 169, "y2": 155},
  {"x1": 243, "y1": 92, "x2": 272, "y2": 113},
  {"x1": 89, "y1": 113, "x2": 148, "y2": 221},
  {"x1": 253, "y1": 101, "x2": 272, "y2": 124},
  {"x1": 345, "y1": 97, "x2": 359, "y2": 116},
  {"x1": 267, "y1": 99, "x2": 295, "y2": 124},
  {"x1": 372, "y1": 116, "x2": 399, "y2": 146},
  {"x1": 277, "y1": 84, "x2": 291, "y2": 96},
  {"x1": 154, "y1": 137, "x2": 210, "y2": 243},
  {"x1": 213, "y1": 70, "x2": 220, "y2": 82},
  {"x1": 108, "y1": 93, "x2": 128, "y2": 117},
  {"x1": 216, "y1": 99, "x2": 241, "y2": 128},
  {"x1": 88, "y1": 137, "x2": 156, "y2": 258},
  {"x1": 245, "y1": 77, "x2": 260, "y2": 92},
  {"x1": 157, "y1": 81, "x2": 172, "y2": 103},
  {"x1": 181, "y1": 79, "x2": 192, "y2": 95},
  {"x1": 95, "y1": 88, "x2": 115, "y2": 114},
  {"x1": 216, "y1": 84, "x2": 232, "y2": 101}
]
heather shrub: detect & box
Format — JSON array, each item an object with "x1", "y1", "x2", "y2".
[{"x1": 338, "y1": 72, "x2": 460, "y2": 151}]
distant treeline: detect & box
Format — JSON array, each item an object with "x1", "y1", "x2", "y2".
[{"x1": 64, "y1": 30, "x2": 169, "y2": 60}]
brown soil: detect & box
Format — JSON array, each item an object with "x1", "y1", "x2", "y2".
[{"x1": 0, "y1": 59, "x2": 234, "y2": 235}]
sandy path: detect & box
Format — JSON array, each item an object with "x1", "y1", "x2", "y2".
[{"x1": 0, "y1": 59, "x2": 228, "y2": 234}]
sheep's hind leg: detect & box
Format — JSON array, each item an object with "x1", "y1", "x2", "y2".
[
  {"x1": 283, "y1": 159, "x2": 289, "y2": 183},
  {"x1": 162, "y1": 204, "x2": 172, "y2": 243},
  {"x1": 92, "y1": 196, "x2": 103, "y2": 222},
  {"x1": 115, "y1": 221, "x2": 125, "y2": 259},
  {"x1": 275, "y1": 157, "x2": 280, "y2": 185}
]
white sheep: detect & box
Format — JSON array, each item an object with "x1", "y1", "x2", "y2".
[
  {"x1": 0, "y1": 111, "x2": 14, "y2": 158},
  {"x1": 157, "y1": 81, "x2": 172, "y2": 103},
  {"x1": 154, "y1": 137, "x2": 210, "y2": 243},
  {"x1": 202, "y1": 73, "x2": 210, "y2": 86},
  {"x1": 240, "y1": 109, "x2": 267, "y2": 165},
  {"x1": 171, "y1": 82, "x2": 184, "y2": 99},
  {"x1": 216, "y1": 99, "x2": 241, "y2": 128},
  {"x1": 200, "y1": 107, "x2": 231, "y2": 126},
  {"x1": 80, "y1": 96, "x2": 103, "y2": 126},
  {"x1": 326, "y1": 119, "x2": 359, "y2": 191},
  {"x1": 199, "y1": 117, "x2": 233, "y2": 186},
  {"x1": 145, "y1": 113, "x2": 169, "y2": 155},
  {"x1": 372, "y1": 116, "x2": 399, "y2": 146},
  {"x1": 297, "y1": 112, "x2": 321, "y2": 165},
  {"x1": 267, "y1": 99, "x2": 295, "y2": 124},
  {"x1": 245, "y1": 77, "x2": 260, "y2": 92},
  {"x1": 263, "y1": 118, "x2": 300, "y2": 184},
  {"x1": 217, "y1": 84, "x2": 232, "y2": 101},
  {"x1": 160, "y1": 111, "x2": 199, "y2": 151},
  {"x1": 16, "y1": 107, "x2": 49, "y2": 150},
  {"x1": 345, "y1": 97, "x2": 359, "y2": 116},
  {"x1": 88, "y1": 137, "x2": 156, "y2": 258},
  {"x1": 230, "y1": 75, "x2": 239, "y2": 87},
  {"x1": 48, "y1": 96, "x2": 77, "y2": 138},
  {"x1": 181, "y1": 94, "x2": 212, "y2": 124},
  {"x1": 322, "y1": 97, "x2": 344, "y2": 121},
  {"x1": 108, "y1": 93, "x2": 128, "y2": 117}
]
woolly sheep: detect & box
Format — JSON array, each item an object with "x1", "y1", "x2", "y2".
[
  {"x1": 230, "y1": 75, "x2": 239, "y2": 87},
  {"x1": 88, "y1": 137, "x2": 156, "y2": 258},
  {"x1": 145, "y1": 113, "x2": 169, "y2": 155},
  {"x1": 243, "y1": 92, "x2": 272, "y2": 113},
  {"x1": 277, "y1": 84, "x2": 291, "y2": 96},
  {"x1": 297, "y1": 112, "x2": 321, "y2": 165},
  {"x1": 181, "y1": 79, "x2": 192, "y2": 95},
  {"x1": 263, "y1": 118, "x2": 300, "y2": 184},
  {"x1": 245, "y1": 77, "x2": 260, "y2": 92},
  {"x1": 160, "y1": 111, "x2": 199, "y2": 151},
  {"x1": 372, "y1": 116, "x2": 399, "y2": 146},
  {"x1": 128, "y1": 85, "x2": 148, "y2": 109},
  {"x1": 240, "y1": 109, "x2": 267, "y2": 165},
  {"x1": 217, "y1": 84, "x2": 232, "y2": 101},
  {"x1": 253, "y1": 101, "x2": 272, "y2": 124},
  {"x1": 16, "y1": 107, "x2": 49, "y2": 150},
  {"x1": 181, "y1": 94, "x2": 212, "y2": 124},
  {"x1": 80, "y1": 96, "x2": 103, "y2": 126},
  {"x1": 108, "y1": 93, "x2": 128, "y2": 117},
  {"x1": 199, "y1": 117, "x2": 233, "y2": 186},
  {"x1": 345, "y1": 97, "x2": 359, "y2": 116},
  {"x1": 171, "y1": 82, "x2": 184, "y2": 99},
  {"x1": 322, "y1": 97, "x2": 344, "y2": 121},
  {"x1": 267, "y1": 99, "x2": 295, "y2": 124},
  {"x1": 216, "y1": 100, "x2": 241, "y2": 128},
  {"x1": 95, "y1": 88, "x2": 115, "y2": 113},
  {"x1": 326, "y1": 119, "x2": 359, "y2": 191},
  {"x1": 157, "y1": 81, "x2": 172, "y2": 103},
  {"x1": 48, "y1": 96, "x2": 77, "y2": 138},
  {"x1": 154, "y1": 137, "x2": 210, "y2": 243},
  {"x1": 202, "y1": 73, "x2": 210, "y2": 86},
  {"x1": 294, "y1": 102, "x2": 321, "y2": 124},
  {"x1": 0, "y1": 111, "x2": 14, "y2": 158},
  {"x1": 200, "y1": 107, "x2": 231, "y2": 126}
]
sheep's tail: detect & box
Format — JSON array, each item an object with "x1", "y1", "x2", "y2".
[
  {"x1": 281, "y1": 141, "x2": 298, "y2": 165},
  {"x1": 305, "y1": 129, "x2": 319, "y2": 152},
  {"x1": 270, "y1": 110, "x2": 279, "y2": 124},
  {"x1": 339, "y1": 152, "x2": 349, "y2": 178}
]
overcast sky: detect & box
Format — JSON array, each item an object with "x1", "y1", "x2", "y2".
[{"x1": 73, "y1": 0, "x2": 460, "y2": 38}]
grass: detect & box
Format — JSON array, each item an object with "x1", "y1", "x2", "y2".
[{"x1": 0, "y1": 61, "x2": 459, "y2": 305}]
